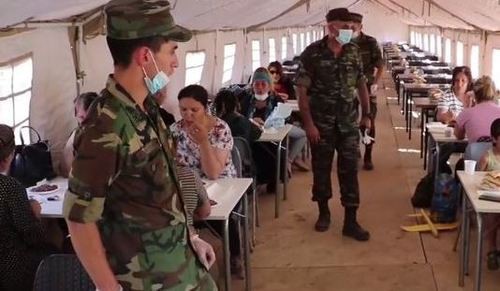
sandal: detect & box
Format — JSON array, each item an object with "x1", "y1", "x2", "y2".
[{"x1": 487, "y1": 251, "x2": 499, "y2": 270}]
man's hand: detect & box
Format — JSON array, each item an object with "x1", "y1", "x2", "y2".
[
  {"x1": 360, "y1": 116, "x2": 371, "y2": 130},
  {"x1": 277, "y1": 92, "x2": 289, "y2": 101},
  {"x1": 191, "y1": 235, "x2": 216, "y2": 270},
  {"x1": 370, "y1": 84, "x2": 378, "y2": 95},
  {"x1": 252, "y1": 117, "x2": 265, "y2": 126},
  {"x1": 305, "y1": 123, "x2": 321, "y2": 144}
]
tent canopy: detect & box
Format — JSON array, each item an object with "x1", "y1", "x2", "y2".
[{"x1": 1, "y1": 0, "x2": 499, "y2": 32}]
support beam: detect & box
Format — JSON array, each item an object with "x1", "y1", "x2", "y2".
[{"x1": 424, "y1": 0, "x2": 481, "y2": 31}]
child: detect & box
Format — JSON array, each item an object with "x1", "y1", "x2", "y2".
[{"x1": 478, "y1": 117, "x2": 500, "y2": 270}]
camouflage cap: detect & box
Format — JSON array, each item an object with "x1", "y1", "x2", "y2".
[
  {"x1": 350, "y1": 12, "x2": 363, "y2": 23},
  {"x1": 105, "y1": 0, "x2": 192, "y2": 41},
  {"x1": 326, "y1": 8, "x2": 351, "y2": 22}
]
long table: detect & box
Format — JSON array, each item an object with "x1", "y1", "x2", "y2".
[
  {"x1": 29, "y1": 177, "x2": 253, "y2": 291},
  {"x1": 457, "y1": 171, "x2": 500, "y2": 291}
]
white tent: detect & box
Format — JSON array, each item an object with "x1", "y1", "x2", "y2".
[{"x1": 1, "y1": 0, "x2": 499, "y2": 169}]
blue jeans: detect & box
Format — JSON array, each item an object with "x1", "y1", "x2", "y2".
[{"x1": 288, "y1": 125, "x2": 307, "y2": 161}]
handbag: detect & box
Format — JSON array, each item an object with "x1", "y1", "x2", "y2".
[{"x1": 9, "y1": 126, "x2": 56, "y2": 187}]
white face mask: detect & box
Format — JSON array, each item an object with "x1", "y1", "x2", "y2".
[{"x1": 254, "y1": 93, "x2": 269, "y2": 101}]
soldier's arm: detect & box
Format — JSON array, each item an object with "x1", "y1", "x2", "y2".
[
  {"x1": 357, "y1": 79, "x2": 371, "y2": 117},
  {"x1": 67, "y1": 222, "x2": 120, "y2": 291},
  {"x1": 63, "y1": 110, "x2": 123, "y2": 291},
  {"x1": 297, "y1": 86, "x2": 314, "y2": 128},
  {"x1": 372, "y1": 40, "x2": 384, "y2": 84},
  {"x1": 294, "y1": 53, "x2": 315, "y2": 128}
]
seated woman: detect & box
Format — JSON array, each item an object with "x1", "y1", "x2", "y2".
[
  {"x1": 478, "y1": 118, "x2": 500, "y2": 271},
  {"x1": 61, "y1": 92, "x2": 99, "y2": 177},
  {"x1": 171, "y1": 85, "x2": 236, "y2": 179},
  {"x1": 436, "y1": 66, "x2": 473, "y2": 124},
  {"x1": 0, "y1": 124, "x2": 53, "y2": 290},
  {"x1": 435, "y1": 66, "x2": 473, "y2": 173},
  {"x1": 268, "y1": 61, "x2": 296, "y2": 101},
  {"x1": 170, "y1": 85, "x2": 244, "y2": 278},
  {"x1": 240, "y1": 67, "x2": 309, "y2": 173},
  {"x1": 455, "y1": 76, "x2": 500, "y2": 142},
  {"x1": 213, "y1": 89, "x2": 262, "y2": 144}
]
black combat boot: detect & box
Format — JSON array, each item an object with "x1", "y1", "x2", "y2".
[
  {"x1": 363, "y1": 145, "x2": 374, "y2": 170},
  {"x1": 314, "y1": 201, "x2": 331, "y2": 232},
  {"x1": 342, "y1": 207, "x2": 370, "y2": 241}
]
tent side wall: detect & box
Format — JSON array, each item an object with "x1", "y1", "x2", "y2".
[{"x1": 0, "y1": 27, "x2": 77, "y2": 170}]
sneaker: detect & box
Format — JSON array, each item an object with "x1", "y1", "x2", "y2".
[
  {"x1": 363, "y1": 160, "x2": 374, "y2": 171},
  {"x1": 343, "y1": 222, "x2": 370, "y2": 241},
  {"x1": 293, "y1": 159, "x2": 310, "y2": 171}
]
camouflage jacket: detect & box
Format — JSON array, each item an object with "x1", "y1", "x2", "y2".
[
  {"x1": 295, "y1": 37, "x2": 366, "y2": 133},
  {"x1": 63, "y1": 76, "x2": 216, "y2": 291},
  {"x1": 352, "y1": 32, "x2": 383, "y2": 85}
]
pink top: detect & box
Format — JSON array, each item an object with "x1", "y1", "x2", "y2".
[{"x1": 456, "y1": 101, "x2": 500, "y2": 142}]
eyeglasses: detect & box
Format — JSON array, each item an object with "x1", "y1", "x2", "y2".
[{"x1": 269, "y1": 70, "x2": 278, "y2": 75}]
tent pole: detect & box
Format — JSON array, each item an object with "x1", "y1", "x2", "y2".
[{"x1": 76, "y1": 23, "x2": 84, "y2": 96}]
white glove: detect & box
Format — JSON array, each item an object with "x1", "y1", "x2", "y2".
[
  {"x1": 362, "y1": 129, "x2": 375, "y2": 145},
  {"x1": 370, "y1": 84, "x2": 378, "y2": 95},
  {"x1": 191, "y1": 235, "x2": 216, "y2": 270}
]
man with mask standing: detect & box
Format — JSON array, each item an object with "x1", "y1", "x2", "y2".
[
  {"x1": 351, "y1": 12, "x2": 384, "y2": 171},
  {"x1": 63, "y1": 0, "x2": 217, "y2": 290},
  {"x1": 296, "y1": 8, "x2": 371, "y2": 241}
]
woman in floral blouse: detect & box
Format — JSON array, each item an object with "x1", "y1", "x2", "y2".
[{"x1": 171, "y1": 85, "x2": 236, "y2": 179}]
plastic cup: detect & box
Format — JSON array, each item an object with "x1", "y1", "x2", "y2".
[
  {"x1": 444, "y1": 127, "x2": 453, "y2": 137},
  {"x1": 464, "y1": 160, "x2": 477, "y2": 175}
]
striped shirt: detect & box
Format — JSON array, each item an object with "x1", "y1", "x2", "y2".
[
  {"x1": 177, "y1": 166, "x2": 208, "y2": 227},
  {"x1": 437, "y1": 90, "x2": 464, "y2": 117}
]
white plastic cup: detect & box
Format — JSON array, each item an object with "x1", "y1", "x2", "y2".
[
  {"x1": 444, "y1": 127, "x2": 453, "y2": 137},
  {"x1": 464, "y1": 160, "x2": 477, "y2": 175}
]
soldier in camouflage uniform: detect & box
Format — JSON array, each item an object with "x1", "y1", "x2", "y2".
[
  {"x1": 295, "y1": 8, "x2": 372, "y2": 241},
  {"x1": 350, "y1": 12, "x2": 384, "y2": 171},
  {"x1": 63, "y1": 1, "x2": 217, "y2": 290}
]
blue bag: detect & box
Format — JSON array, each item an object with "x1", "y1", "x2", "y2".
[{"x1": 430, "y1": 173, "x2": 460, "y2": 223}]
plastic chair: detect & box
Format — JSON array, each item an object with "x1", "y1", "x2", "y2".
[{"x1": 33, "y1": 254, "x2": 94, "y2": 291}]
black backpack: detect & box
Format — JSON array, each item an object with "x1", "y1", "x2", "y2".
[{"x1": 411, "y1": 173, "x2": 434, "y2": 208}]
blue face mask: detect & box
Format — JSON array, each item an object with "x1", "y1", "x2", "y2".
[
  {"x1": 142, "y1": 51, "x2": 170, "y2": 95},
  {"x1": 336, "y1": 29, "x2": 353, "y2": 45}
]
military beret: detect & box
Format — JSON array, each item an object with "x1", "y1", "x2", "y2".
[
  {"x1": 105, "y1": 0, "x2": 192, "y2": 41},
  {"x1": 326, "y1": 8, "x2": 351, "y2": 22},
  {"x1": 350, "y1": 12, "x2": 363, "y2": 23}
]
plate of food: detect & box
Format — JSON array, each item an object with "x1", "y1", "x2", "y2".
[{"x1": 28, "y1": 184, "x2": 59, "y2": 195}]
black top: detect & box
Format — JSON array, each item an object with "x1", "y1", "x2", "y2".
[
  {"x1": 159, "y1": 107, "x2": 176, "y2": 127},
  {"x1": 0, "y1": 174, "x2": 46, "y2": 270},
  {"x1": 222, "y1": 112, "x2": 262, "y2": 143}
]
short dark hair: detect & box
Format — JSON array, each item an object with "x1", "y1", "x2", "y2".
[
  {"x1": 106, "y1": 36, "x2": 169, "y2": 67},
  {"x1": 74, "y1": 92, "x2": 98, "y2": 111},
  {"x1": 268, "y1": 61, "x2": 283, "y2": 76},
  {"x1": 451, "y1": 66, "x2": 473, "y2": 92},
  {"x1": 178, "y1": 85, "x2": 209, "y2": 109},
  {"x1": 214, "y1": 90, "x2": 239, "y2": 118},
  {"x1": 491, "y1": 118, "x2": 500, "y2": 145}
]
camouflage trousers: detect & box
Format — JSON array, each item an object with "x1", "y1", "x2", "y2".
[
  {"x1": 112, "y1": 223, "x2": 218, "y2": 291},
  {"x1": 310, "y1": 126, "x2": 360, "y2": 207}
]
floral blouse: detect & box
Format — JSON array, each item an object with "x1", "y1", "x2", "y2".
[{"x1": 170, "y1": 117, "x2": 237, "y2": 179}]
